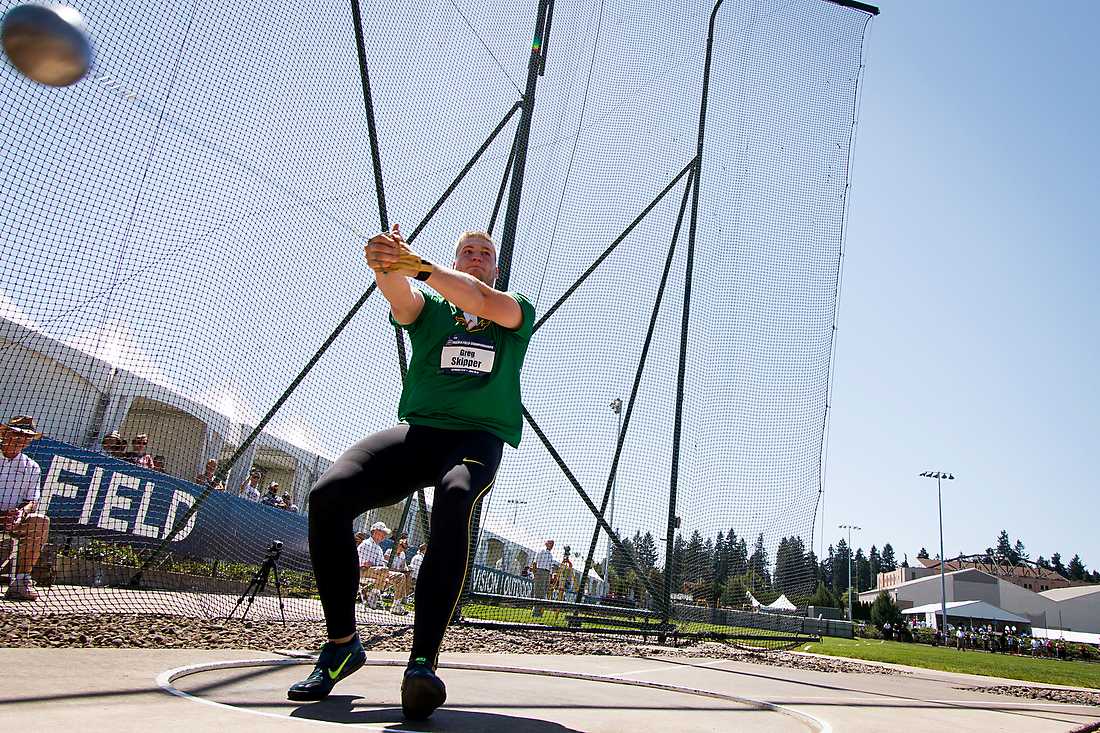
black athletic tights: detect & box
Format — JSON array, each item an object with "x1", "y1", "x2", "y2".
[{"x1": 307, "y1": 424, "x2": 502, "y2": 664}]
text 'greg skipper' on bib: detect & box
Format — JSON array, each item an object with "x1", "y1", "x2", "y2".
[{"x1": 440, "y1": 334, "x2": 496, "y2": 376}]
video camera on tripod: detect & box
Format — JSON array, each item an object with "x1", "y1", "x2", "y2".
[{"x1": 228, "y1": 539, "x2": 287, "y2": 625}]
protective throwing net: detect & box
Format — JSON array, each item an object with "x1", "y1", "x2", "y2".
[{"x1": 0, "y1": 0, "x2": 875, "y2": 646}]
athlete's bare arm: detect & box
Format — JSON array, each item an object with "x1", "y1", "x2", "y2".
[{"x1": 366, "y1": 225, "x2": 522, "y2": 329}]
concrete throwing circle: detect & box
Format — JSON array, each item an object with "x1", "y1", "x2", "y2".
[{"x1": 158, "y1": 657, "x2": 830, "y2": 732}]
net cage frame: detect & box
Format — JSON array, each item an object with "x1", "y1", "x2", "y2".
[{"x1": 0, "y1": 0, "x2": 878, "y2": 649}]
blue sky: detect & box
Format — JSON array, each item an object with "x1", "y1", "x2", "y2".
[{"x1": 822, "y1": 0, "x2": 1099, "y2": 568}]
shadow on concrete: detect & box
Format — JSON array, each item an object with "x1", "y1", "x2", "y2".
[{"x1": 289, "y1": 696, "x2": 586, "y2": 732}]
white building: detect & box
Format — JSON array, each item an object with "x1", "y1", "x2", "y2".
[
  {"x1": 1038, "y1": 585, "x2": 1100, "y2": 634},
  {"x1": 860, "y1": 567, "x2": 1100, "y2": 634}
]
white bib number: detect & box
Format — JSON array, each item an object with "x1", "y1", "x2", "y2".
[{"x1": 440, "y1": 335, "x2": 495, "y2": 376}]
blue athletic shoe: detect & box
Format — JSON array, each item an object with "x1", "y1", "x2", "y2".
[
  {"x1": 401, "y1": 656, "x2": 447, "y2": 720},
  {"x1": 287, "y1": 634, "x2": 367, "y2": 701}
]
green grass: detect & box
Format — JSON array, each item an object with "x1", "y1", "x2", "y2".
[
  {"x1": 459, "y1": 604, "x2": 815, "y2": 644},
  {"x1": 803, "y1": 636, "x2": 1100, "y2": 689}
]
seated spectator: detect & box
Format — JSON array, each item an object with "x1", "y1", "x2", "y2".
[
  {"x1": 281, "y1": 493, "x2": 296, "y2": 510},
  {"x1": 358, "y1": 521, "x2": 408, "y2": 615},
  {"x1": 127, "y1": 434, "x2": 155, "y2": 470},
  {"x1": 152, "y1": 455, "x2": 167, "y2": 472},
  {"x1": 260, "y1": 482, "x2": 283, "y2": 507},
  {"x1": 385, "y1": 538, "x2": 410, "y2": 572},
  {"x1": 408, "y1": 543, "x2": 426, "y2": 594},
  {"x1": 382, "y1": 528, "x2": 409, "y2": 550},
  {"x1": 195, "y1": 459, "x2": 226, "y2": 491},
  {"x1": 239, "y1": 469, "x2": 262, "y2": 502},
  {"x1": 1, "y1": 415, "x2": 50, "y2": 601},
  {"x1": 100, "y1": 431, "x2": 128, "y2": 460}
]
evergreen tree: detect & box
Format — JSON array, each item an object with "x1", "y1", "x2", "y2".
[
  {"x1": 1068, "y1": 554, "x2": 1087, "y2": 581},
  {"x1": 685, "y1": 530, "x2": 705, "y2": 584},
  {"x1": 808, "y1": 580, "x2": 837, "y2": 609},
  {"x1": 995, "y1": 530, "x2": 1018, "y2": 563},
  {"x1": 1036, "y1": 555, "x2": 1051, "y2": 570},
  {"x1": 608, "y1": 532, "x2": 638, "y2": 596},
  {"x1": 869, "y1": 545, "x2": 881, "y2": 581},
  {"x1": 833, "y1": 539, "x2": 850, "y2": 597},
  {"x1": 775, "y1": 536, "x2": 807, "y2": 595},
  {"x1": 917, "y1": 547, "x2": 929, "y2": 560},
  {"x1": 881, "y1": 543, "x2": 897, "y2": 572},
  {"x1": 749, "y1": 533, "x2": 771, "y2": 588},
  {"x1": 725, "y1": 528, "x2": 739, "y2": 576},
  {"x1": 636, "y1": 531, "x2": 658, "y2": 571},
  {"x1": 731, "y1": 535, "x2": 748, "y2": 577},
  {"x1": 1013, "y1": 539, "x2": 1028, "y2": 563},
  {"x1": 805, "y1": 549, "x2": 820, "y2": 584},
  {"x1": 854, "y1": 548, "x2": 872, "y2": 592},
  {"x1": 823, "y1": 544, "x2": 836, "y2": 589},
  {"x1": 713, "y1": 531, "x2": 729, "y2": 586},
  {"x1": 870, "y1": 591, "x2": 903, "y2": 630},
  {"x1": 1051, "y1": 552, "x2": 1067, "y2": 578}
]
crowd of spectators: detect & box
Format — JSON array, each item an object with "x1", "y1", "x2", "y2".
[
  {"x1": 99, "y1": 432, "x2": 303, "y2": 513},
  {"x1": 237, "y1": 468, "x2": 299, "y2": 513},
  {"x1": 907, "y1": 621, "x2": 1074, "y2": 659},
  {"x1": 526, "y1": 539, "x2": 583, "y2": 610},
  {"x1": 99, "y1": 431, "x2": 165, "y2": 474}
]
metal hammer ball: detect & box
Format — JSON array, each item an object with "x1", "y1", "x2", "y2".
[{"x1": 2, "y1": 3, "x2": 92, "y2": 87}]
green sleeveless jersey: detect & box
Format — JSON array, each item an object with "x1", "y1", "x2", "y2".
[{"x1": 392, "y1": 291, "x2": 535, "y2": 447}]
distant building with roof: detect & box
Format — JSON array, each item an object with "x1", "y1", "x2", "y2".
[
  {"x1": 861, "y1": 566, "x2": 1100, "y2": 634},
  {"x1": 877, "y1": 553, "x2": 1077, "y2": 595}
]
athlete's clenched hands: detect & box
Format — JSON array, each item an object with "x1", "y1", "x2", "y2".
[{"x1": 365, "y1": 223, "x2": 433, "y2": 279}]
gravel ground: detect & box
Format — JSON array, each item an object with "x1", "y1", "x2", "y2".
[
  {"x1": 959, "y1": 685, "x2": 1100, "y2": 707},
  {"x1": 0, "y1": 613, "x2": 898, "y2": 676}
]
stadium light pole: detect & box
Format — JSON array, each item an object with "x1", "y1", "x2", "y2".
[
  {"x1": 506, "y1": 498, "x2": 528, "y2": 525},
  {"x1": 920, "y1": 471, "x2": 954, "y2": 632},
  {"x1": 605, "y1": 397, "x2": 623, "y2": 580},
  {"x1": 839, "y1": 524, "x2": 861, "y2": 621}
]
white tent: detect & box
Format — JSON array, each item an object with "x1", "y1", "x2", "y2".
[
  {"x1": 902, "y1": 600, "x2": 1030, "y2": 625},
  {"x1": 766, "y1": 594, "x2": 796, "y2": 611},
  {"x1": 747, "y1": 592, "x2": 762, "y2": 608}
]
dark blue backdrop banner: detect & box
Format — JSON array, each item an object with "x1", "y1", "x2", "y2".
[{"x1": 25, "y1": 439, "x2": 310, "y2": 570}]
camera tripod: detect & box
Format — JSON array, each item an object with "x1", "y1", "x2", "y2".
[{"x1": 228, "y1": 540, "x2": 286, "y2": 626}]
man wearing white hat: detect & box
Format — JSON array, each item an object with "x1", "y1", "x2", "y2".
[
  {"x1": 0, "y1": 415, "x2": 49, "y2": 601},
  {"x1": 357, "y1": 521, "x2": 408, "y2": 614}
]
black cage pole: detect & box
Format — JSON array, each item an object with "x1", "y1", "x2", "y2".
[
  {"x1": 660, "y1": 0, "x2": 723, "y2": 624},
  {"x1": 575, "y1": 167, "x2": 695, "y2": 602},
  {"x1": 495, "y1": 0, "x2": 553, "y2": 291},
  {"x1": 349, "y1": 0, "x2": 408, "y2": 378},
  {"x1": 459, "y1": 0, "x2": 553, "y2": 618}
]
